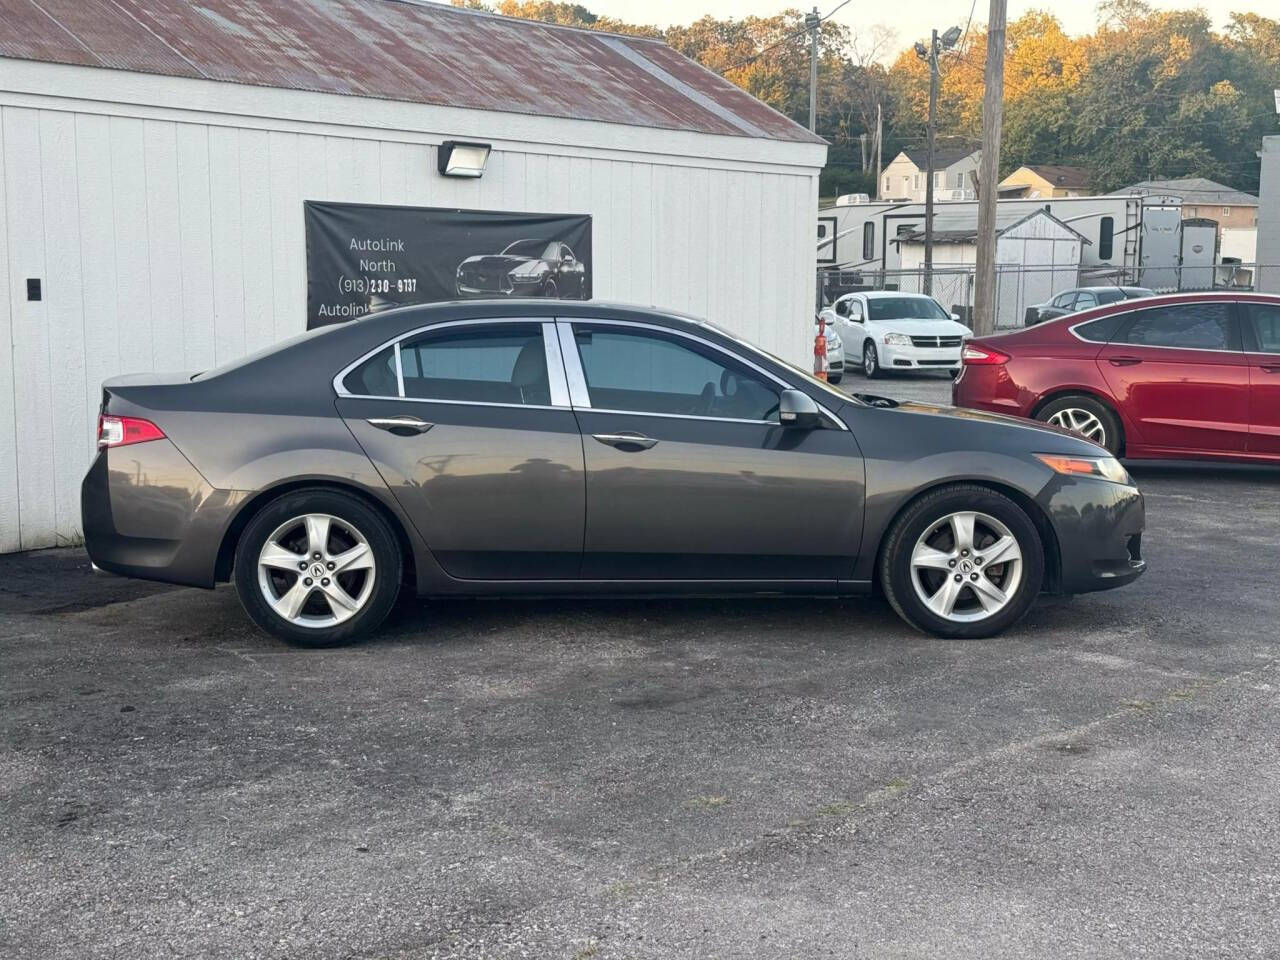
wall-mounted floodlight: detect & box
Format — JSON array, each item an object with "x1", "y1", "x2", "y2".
[{"x1": 437, "y1": 140, "x2": 491, "y2": 178}]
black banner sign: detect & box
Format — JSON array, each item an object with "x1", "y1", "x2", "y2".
[{"x1": 305, "y1": 201, "x2": 593, "y2": 329}]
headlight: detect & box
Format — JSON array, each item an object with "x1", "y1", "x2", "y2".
[
  {"x1": 827, "y1": 330, "x2": 842, "y2": 348},
  {"x1": 509, "y1": 264, "x2": 543, "y2": 281},
  {"x1": 1034, "y1": 454, "x2": 1131, "y2": 485},
  {"x1": 882, "y1": 333, "x2": 912, "y2": 346}
]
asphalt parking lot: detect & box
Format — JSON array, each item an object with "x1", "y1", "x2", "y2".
[{"x1": 3, "y1": 371, "x2": 1279, "y2": 959}]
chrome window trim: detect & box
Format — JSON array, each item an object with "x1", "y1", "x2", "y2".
[
  {"x1": 337, "y1": 393, "x2": 568, "y2": 413},
  {"x1": 332, "y1": 317, "x2": 572, "y2": 407},
  {"x1": 555, "y1": 317, "x2": 847, "y2": 431},
  {"x1": 541, "y1": 322, "x2": 572, "y2": 408},
  {"x1": 556, "y1": 321, "x2": 591, "y2": 407},
  {"x1": 1068, "y1": 299, "x2": 1243, "y2": 353}
]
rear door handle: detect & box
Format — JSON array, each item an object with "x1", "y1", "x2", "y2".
[
  {"x1": 592, "y1": 432, "x2": 658, "y2": 450},
  {"x1": 1260, "y1": 364, "x2": 1280, "y2": 374},
  {"x1": 367, "y1": 416, "x2": 434, "y2": 435},
  {"x1": 1108, "y1": 356, "x2": 1143, "y2": 367}
]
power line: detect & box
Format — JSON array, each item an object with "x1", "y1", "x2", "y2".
[{"x1": 716, "y1": 0, "x2": 853, "y2": 75}]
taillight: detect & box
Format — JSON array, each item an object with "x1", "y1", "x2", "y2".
[
  {"x1": 97, "y1": 415, "x2": 165, "y2": 448},
  {"x1": 962, "y1": 344, "x2": 1010, "y2": 365}
]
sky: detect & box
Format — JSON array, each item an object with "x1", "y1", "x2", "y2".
[{"x1": 581, "y1": 0, "x2": 1252, "y2": 58}]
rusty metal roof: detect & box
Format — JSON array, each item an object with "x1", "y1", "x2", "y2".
[{"x1": 1, "y1": 0, "x2": 823, "y2": 144}]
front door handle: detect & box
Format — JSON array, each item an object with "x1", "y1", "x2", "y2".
[
  {"x1": 592, "y1": 432, "x2": 658, "y2": 451},
  {"x1": 1260, "y1": 364, "x2": 1280, "y2": 374},
  {"x1": 367, "y1": 416, "x2": 434, "y2": 435},
  {"x1": 1108, "y1": 356, "x2": 1143, "y2": 367}
]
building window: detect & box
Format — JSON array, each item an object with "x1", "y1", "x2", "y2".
[
  {"x1": 862, "y1": 222, "x2": 875, "y2": 261},
  {"x1": 1222, "y1": 206, "x2": 1231, "y2": 217},
  {"x1": 1098, "y1": 216, "x2": 1114, "y2": 261},
  {"x1": 935, "y1": 172, "x2": 943, "y2": 188},
  {"x1": 884, "y1": 176, "x2": 891, "y2": 194}
]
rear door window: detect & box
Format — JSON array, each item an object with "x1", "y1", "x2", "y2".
[
  {"x1": 1114, "y1": 303, "x2": 1237, "y2": 351},
  {"x1": 399, "y1": 324, "x2": 551, "y2": 404}
]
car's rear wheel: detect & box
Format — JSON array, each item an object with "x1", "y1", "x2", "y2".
[
  {"x1": 880, "y1": 485, "x2": 1044, "y2": 639},
  {"x1": 863, "y1": 341, "x2": 882, "y2": 379},
  {"x1": 1036, "y1": 394, "x2": 1121, "y2": 455},
  {"x1": 234, "y1": 489, "x2": 402, "y2": 647},
  {"x1": 542, "y1": 278, "x2": 559, "y2": 298}
]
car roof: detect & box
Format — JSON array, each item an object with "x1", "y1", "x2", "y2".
[{"x1": 836, "y1": 290, "x2": 937, "y2": 301}]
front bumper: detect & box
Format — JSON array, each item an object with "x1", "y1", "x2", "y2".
[
  {"x1": 879, "y1": 343, "x2": 961, "y2": 370},
  {"x1": 1040, "y1": 475, "x2": 1146, "y2": 594}
]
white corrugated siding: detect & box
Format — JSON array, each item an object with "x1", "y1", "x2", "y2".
[{"x1": 0, "y1": 64, "x2": 822, "y2": 552}]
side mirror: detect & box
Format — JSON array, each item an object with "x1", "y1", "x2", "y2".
[
  {"x1": 835, "y1": 302, "x2": 850, "y2": 317},
  {"x1": 779, "y1": 389, "x2": 822, "y2": 430},
  {"x1": 951, "y1": 312, "x2": 960, "y2": 321}
]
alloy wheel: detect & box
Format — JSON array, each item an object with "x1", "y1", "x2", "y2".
[
  {"x1": 864, "y1": 343, "x2": 877, "y2": 376},
  {"x1": 256, "y1": 514, "x2": 376, "y2": 628},
  {"x1": 1046, "y1": 407, "x2": 1106, "y2": 446},
  {"x1": 909, "y1": 510, "x2": 1023, "y2": 623}
]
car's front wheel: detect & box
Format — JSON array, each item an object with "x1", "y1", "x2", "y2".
[
  {"x1": 863, "y1": 341, "x2": 882, "y2": 379},
  {"x1": 879, "y1": 485, "x2": 1044, "y2": 639},
  {"x1": 234, "y1": 489, "x2": 402, "y2": 647}
]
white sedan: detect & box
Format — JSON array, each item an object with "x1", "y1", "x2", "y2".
[{"x1": 820, "y1": 291, "x2": 973, "y2": 379}]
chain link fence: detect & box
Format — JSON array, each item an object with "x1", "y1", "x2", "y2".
[{"x1": 819, "y1": 263, "x2": 1280, "y2": 331}]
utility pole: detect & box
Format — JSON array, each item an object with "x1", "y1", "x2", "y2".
[
  {"x1": 924, "y1": 28, "x2": 939, "y2": 295},
  {"x1": 806, "y1": 8, "x2": 821, "y2": 133},
  {"x1": 875, "y1": 102, "x2": 883, "y2": 199},
  {"x1": 915, "y1": 26, "x2": 961, "y2": 296},
  {"x1": 974, "y1": 0, "x2": 1008, "y2": 336}
]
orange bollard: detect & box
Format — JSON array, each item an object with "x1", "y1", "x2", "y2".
[{"x1": 814, "y1": 314, "x2": 828, "y2": 381}]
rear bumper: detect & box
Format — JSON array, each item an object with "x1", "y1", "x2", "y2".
[
  {"x1": 81, "y1": 441, "x2": 237, "y2": 589},
  {"x1": 951, "y1": 363, "x2": 1029, "y2": 415},
  {"x1": 1040, "y1": 475, "x2": 1146, "y2": 594}
]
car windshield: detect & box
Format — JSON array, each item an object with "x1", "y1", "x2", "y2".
[
  {"x1": 501, "y1": 239, "x2": 554, "y2": 258},
  {"x1": 866, "y1": 297, "x2": 949, "y2": 321}
]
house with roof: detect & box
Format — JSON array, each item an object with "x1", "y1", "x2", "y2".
[
  {"x1": 0, "y1": 0, "x2": 826, "y2": 553},
  {"x1": 1111, "y1": 177, "x2": 1259, "y2": 260},
  {"x1": 879, "y1": 147, "x2": 981, "y2": 202},
  {"x1": 998, "y1": 165, "x2": 1091, "y2": 198}
]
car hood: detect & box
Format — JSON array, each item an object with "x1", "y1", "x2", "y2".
[
  {"x1": 458, "y1": 255, "x2": 536, "y2": 271},
  {"x1": 869, "y1": 318, "x2": 971, "y2": 337},
  {"x1": 861, "y1": 397, "x2": 1108, "y2": 454}
]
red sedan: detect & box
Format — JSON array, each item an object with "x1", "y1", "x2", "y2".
[{"x1": 953, "y1": 292, "x2": 1280, "y2": 462}]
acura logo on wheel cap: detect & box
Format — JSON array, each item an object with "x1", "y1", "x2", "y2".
[
  {"x1": 310, "y1": 563, "x2": 327, "y2": 579},
  {"x1": 960, "y1": 560, "x2": 974, "y2": 574}
]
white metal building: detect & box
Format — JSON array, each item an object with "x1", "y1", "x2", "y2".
[
  {"x1": 893, "y1": 209, "x2": 1087, "y2": 328},
  {"x1": 0, "y1": 0, "x2": 826, "y2": 553}
]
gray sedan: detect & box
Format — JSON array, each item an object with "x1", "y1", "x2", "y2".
[{"x1": 82, "y1": 300, "x2": 1145, "y2": 646}]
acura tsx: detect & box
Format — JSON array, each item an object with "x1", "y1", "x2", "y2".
[{"x1": 83, "y1": 300, "x2": 1145, "y2": 647}]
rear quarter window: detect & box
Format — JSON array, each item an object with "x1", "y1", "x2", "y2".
[{"x1": 1072, "y1": 313, "x2": 1126, "y2": 343}]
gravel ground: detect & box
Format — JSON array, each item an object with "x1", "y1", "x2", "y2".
[{"x1": 2, "y1": 370, "x2": 1278, "y2": 959}]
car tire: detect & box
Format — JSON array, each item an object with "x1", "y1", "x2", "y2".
[
  {"x1": 828, "y1": 371, "x2": 843, "y2": 384},
  {"x1": 234, "y1": 488, "x2": 403, "y2": 648},
  {"x1": 1035, "y1": 394, "x2": 1122, "y2": 455},
  {"x1": 863, "y1": 341, "x2": 882, "y2": 379},
  {"x1": 879, "y1": 484, "x2": 1044, "y2": 640},
  {"x1": 542, "y1": 279, "x2": 559, "y2": 298}
]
